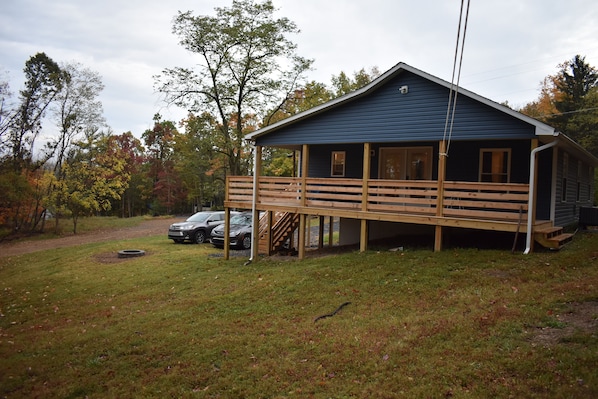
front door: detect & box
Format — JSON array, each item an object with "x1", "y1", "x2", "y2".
[{"x1": 379, "y1": 147, "x2": 432, "y2": 180}]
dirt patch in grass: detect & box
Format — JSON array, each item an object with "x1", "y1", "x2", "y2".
[{"x1": 530, "y1": 301, "x2": 598, "y2": 346}]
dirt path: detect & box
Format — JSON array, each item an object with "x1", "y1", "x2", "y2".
[{"x1": 0, "y1": 217, "x2": 183, "y2": 258}]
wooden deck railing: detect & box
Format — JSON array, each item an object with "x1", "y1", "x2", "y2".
[{"x1": 226, "y1": 176, "x2": 529, "y2": 222}]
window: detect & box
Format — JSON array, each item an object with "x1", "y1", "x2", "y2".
[
  {"x1": 479, "y1": 149, "x2": 510, "y2": 183},
  {"x1": 378, "y1": 147, "x2": 433, "y2": 180},
  {"x1": 561, "y1": 153, "x2": 569, "y2": 202},
  {"x1": 331, "y1": 151, "x2": 346, "y2": 177}
]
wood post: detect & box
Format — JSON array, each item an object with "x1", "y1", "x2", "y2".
[
  {"x1": 328, "y1": 216, "x2": 334, "y2": 247},
  {"x1": 300, "y1": 144, "x2": 309, "y2": 207},
  {"x1": 435, "y1": 140, "x2": 447, "y2": 252},
  {"x1": 318, "y1": 216, "x2": 324, "y2": 249},
  {"x1": 224, "y1": 207, "x2": 230, "y2": 260},
  {"x1": 298, "y1": 213, "x2": 306, "y2": 260},
  {"x1": 360, "y1": 143, "x2": 371, "y2": 252},
  {"x1": 266, "y1": 210, "x2": 273, "y2": 256}
]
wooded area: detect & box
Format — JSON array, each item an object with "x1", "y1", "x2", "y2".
[{"x1": 0, "y1": 0, "x2": 596, "y2": 240}]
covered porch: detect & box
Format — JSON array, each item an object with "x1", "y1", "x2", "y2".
[
  {"x1": 217, "y1": 141, "x2": 561, "y2": 260},
  {"x1": 218, "y1": 136, "x2": 578, "y2": 260}
]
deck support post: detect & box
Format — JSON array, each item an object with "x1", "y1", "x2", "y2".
[
  {"x1": 306, "y1": 215, "x2": 311, "y2": 248},
  {"x1": 318, "y1": 216, "x2": 324, "y2": 249},
  {"x1": 298, "y1": 214, "x2": 306, "y2": 260},
  {"x1": 435, "y1": 140, "x2": 448, "y2": 252},
  {"x1": 266, "y1": 210, "x2": 273, "y2": 256},
  {"x1": 328, "y1": 216, "x2": 334, "y2": 247},
  {"x1": 224, "y1": 207, "x2": 230, "y2": 260},
  {"x1": 360, "y1": 143, "x2": 371, "y2": 252}
]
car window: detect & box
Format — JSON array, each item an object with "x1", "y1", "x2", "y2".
[
  {"x1": 230, "y1": 214, "x2": 252, "y2": 225},
  {"x1": 187, "y1": 213, "x2": 210, "y2": 223}
]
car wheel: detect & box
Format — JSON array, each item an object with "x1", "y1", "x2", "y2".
[
  {"x1": 241, "y1": 234, "x2": 251, "y2": 250},
  {"x1": 194, "y1": 230, "x2": 206, "y2": 244}
]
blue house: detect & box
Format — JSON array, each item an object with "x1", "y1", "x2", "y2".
[{"x1": 222, "y1": 63, "x2": 597, "y2": 259}]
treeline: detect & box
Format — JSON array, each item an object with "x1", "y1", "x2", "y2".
[
  {"x1": 520, "y1": 54, "x2": 598, "y2": 157},
  {"x1": 0, "y1": 52, "x2": 378, "y2": 239}
]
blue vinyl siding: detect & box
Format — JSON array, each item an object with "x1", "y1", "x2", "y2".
[
  {"x1": 444, "y1": 140, "x2": 532, "y2": 183},
  {"x1": 554, "y1": 149, "x2": 595, "y2": 226},
  {"x1": 309, "y1": 144, "x2": 363, "y2": 178},
  {"x1": 536, "y1": 149, "x2": 554, "y2": 221},
  {"x1": 307, "y1": 140, "x2": 535, "y2": 183},
  {"x1": 255, "y1": 71, "x2": 536, "y2": 147}
]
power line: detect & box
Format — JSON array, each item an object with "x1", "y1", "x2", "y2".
[
  {"x1": 539, "y1": 106, "x2": 598, "y2": 119},
  {"x1": 442, "y1": 0, "x2": 471, "y2": 157}
]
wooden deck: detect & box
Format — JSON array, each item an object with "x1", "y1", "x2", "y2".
[{"x1": 225, "y1": 176, "x2": 530, "y2": 233}]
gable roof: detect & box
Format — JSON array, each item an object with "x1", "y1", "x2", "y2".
[{"x1": 246, "y1": 62, "x2": 557, "y2": 141}]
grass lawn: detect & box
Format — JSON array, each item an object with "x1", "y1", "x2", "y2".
[{"x1": 1, "y1": 228, "x2": 597, "y2": 398}]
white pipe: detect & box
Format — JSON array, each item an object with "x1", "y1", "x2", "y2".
[
  {"x1": 524, "y1": 139, "x2": 559, "y2": 254},
  {"x1": 247, "y1": 143, "x2": 259, "y2": 264}
]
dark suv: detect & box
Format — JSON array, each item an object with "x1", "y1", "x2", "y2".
[
  {"x1": 168, "y1": 211, "x2": 226, "y2": 244},
  {"x1": 210, "y1": 212, "x2": 253, "y2": 249}
]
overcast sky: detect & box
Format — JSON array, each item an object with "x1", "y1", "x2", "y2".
[{"x1": 2, "y1": 0, "x2": 598, "y2": 139}]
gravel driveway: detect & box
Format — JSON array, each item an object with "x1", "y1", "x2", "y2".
[{"x1": 0, "y1": 217, "x2": 182, "y2": 258}]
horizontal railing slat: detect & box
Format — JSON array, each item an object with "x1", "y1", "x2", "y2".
[{"x1": 225, "y1": 176, "x2": 529, "y2": 223}]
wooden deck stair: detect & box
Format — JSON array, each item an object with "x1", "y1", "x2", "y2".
[
  {"x1": 534, "y1": 224, "x2": 574, "y2": 250},
  {"x1": 258, "y1": 212, "x2": 300, "y2": 254}
]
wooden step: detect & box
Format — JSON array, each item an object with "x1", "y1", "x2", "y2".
[
  {"x1": 534, "y1": 224, "x2": 574, "y2": 250},
  {"x1": 534, "y1": 226, "x2": 562, "y2": 238},
  {"x1": 548, "y1": 233, "x2": 574, "y2": 247}
]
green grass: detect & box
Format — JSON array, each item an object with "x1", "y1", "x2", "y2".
[{"x1": 1, "y1": 229, "x2": 597, "y2": 398}]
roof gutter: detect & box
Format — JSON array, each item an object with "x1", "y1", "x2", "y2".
[{"x1": 524, "y1": 138, "x2": 559, "y2": 254}]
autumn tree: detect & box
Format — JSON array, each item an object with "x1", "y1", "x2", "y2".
[
  {"x1": 108, "y1": 132, "x2": 146, "y2": 217},
  {"x1": 142, "y1": 114, "x2": 186, "y2": 214},
  {"x1": 176, "y1": 112, "x2": 226, "y2": 210},
  {"x1": 0, "y1": 53, "x2": 64, "y2": 236},
  {"x1": 51, "y1": 128, "x2": 129, "y2": 233},
  {"x1": 155, "y1": 0, "x2": 312, "y2": 177}
]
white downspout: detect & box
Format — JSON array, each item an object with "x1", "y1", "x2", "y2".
[
  {"x1": 524, "y1": 139, "x2": 559, "y2": 254},
  {"x1": 249, "y1": 144, "x2": 260, "y2": 262},
  {"x1": 246, "y1": 142, "x2": 259, "y2": 264}
]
